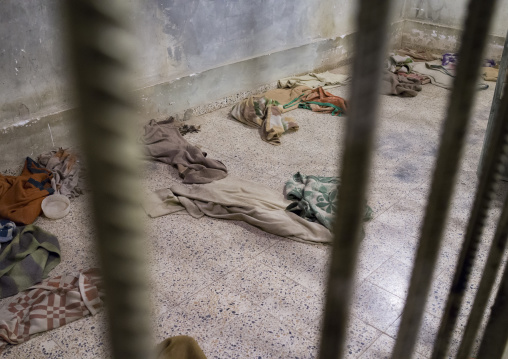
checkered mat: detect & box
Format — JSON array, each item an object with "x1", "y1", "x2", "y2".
[{"x1": 0, "y1": 268, "x2": 104, "y2": 352}]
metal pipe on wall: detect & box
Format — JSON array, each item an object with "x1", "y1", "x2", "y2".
[
  {"x1": 64, "y1": 1, "x2": 153, "y2": 358},
  {"x1": 391, "y1": 0, "x2": 498, "y2": 357},
  {"x1": 317, "y1": 1, "x2": 393, "y2": 358}
]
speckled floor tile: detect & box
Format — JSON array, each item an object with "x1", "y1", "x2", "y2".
[
  {"x1": 365, "y1": 258, "x2": 412, "y2": 299},
  {"x1": 152, "y1": 305, "x2": 216, "y2": 349},
  {"x1": 358, "y1": 334, "x2": 427, "y2": 359},
  {"x1": 49, "y1": 312, "x2": 110, "y2": 359},
  {"x1": 202, "y1": 305, "x2": 317, "y2": 359},
  {"x1": 257, "y1": 238, "x2": 330, "y2": 280},
  {"x1": 386, "y1": 311, "x2": 462, "y2": 358},
  {"x1": 221, "y1": 259, "x2": 296, "y2": 305},
  {"x1": 0, "y1": 335, "x2": 67, "y2": 359},
  {"x1": 351, "y1": 281, "x2": 405, "y2": 332},
  {"x1": 260, "y1": 280, "x2": 324, "y2": 338},
  {"x1": 341, "y1": 316, "x2": 382, "y2": 359}
]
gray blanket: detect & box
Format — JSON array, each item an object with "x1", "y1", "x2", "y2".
[
  {"x1": 38, "y1": 148, "x2": 85, "y2": 198},
  {"x1": 142, "y1": 119, "x2": 228, "y2": 184},
  {"x1": 0, "y1": 225, "x2": 61, "y2": 299}
]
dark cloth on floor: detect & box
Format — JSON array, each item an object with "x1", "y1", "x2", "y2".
[
  {"x1": 156, "y1": 336, "x2": 207, "y2": 359},
  {"x1": 284, "y1": 172, "x2": 373, "y2": 231},
  {"x1": 381, "y1": 71, "x2": 422, "y2": 97},
  {"x1": 38, "y1": 148, "x2": 85, "y2": 198},
  {"x1": 0, "y1": 269, "x2": 103, "y2": 352},
  {"x1": 0, "y1": 158, "x2": 54, "y2": 225},
  {"x1": 230, "y1": 96, "x2": 299, "y2": 145},
  {"x1": 142, "y1": 119, "x2": 228, "y2": 184},
  {"x1": 297, "y1": 87, "x2": 347, "y2": 116},
  {"x1": 396, "y1": 72, "x2": 431, "y2": 85},
  {"x1": 0, "y1": 220, "x2": 16, "y2": 244},
  {"x1": 144, "y1": 177, "x2": 332, "y2": 243},
  {"x1": 263, "y1": 86, "x2": 312, "y2": 113},
  {"x1": 160, "y1": 116, "x2": 201, "y2": 136},
  {"x1": 0, "y1": 225, "x2": 60, "y2": 299}
]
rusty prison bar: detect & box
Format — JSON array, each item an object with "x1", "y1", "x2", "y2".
[{"x1": 63, "y1": 0, "x2": 508, "y2": 358}]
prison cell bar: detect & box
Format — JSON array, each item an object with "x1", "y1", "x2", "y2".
[
  {"x1": 430, "y1": 28, "x2": 508, "y2": 359},
  {"x1": 65, "y1": 1, "x2": 153, "y2": 358},
  {"x1": 391, "y1": 0, "x2": 499, "y2": 357},
  {"x1": 317, "y1": 1, "x2": 394, "y2": 358},
  {"x1": 476, "y1": 259, "x2": 508, "y2": 359},
  {"x1": 455, "y1": 84, "x2": 508, "y2": 359}
]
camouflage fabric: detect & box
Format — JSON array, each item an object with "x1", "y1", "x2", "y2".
[
  {"x1": 284, "y1": 172, "x2": 373, "y2": 231},
  {"x1": 230, "y1": 96, "x2": 298, "y2": 145}
]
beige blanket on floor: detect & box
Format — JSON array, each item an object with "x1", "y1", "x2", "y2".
[
  {"x1": 230, "y1": 96, "x2": 298, "y2": 145},
  {"x1": 143, "y1": 177, "x2": 332, "y2": 244},
  {"x1": 262, "y1": 86, "x2": 311, "y2": 113},
  {"x1": 278, "y1": 71, "x2": 350, "y2": 90}
]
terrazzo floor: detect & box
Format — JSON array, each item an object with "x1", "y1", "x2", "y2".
[{"x1": 1, "y1": 64, "x2": 506, "y2": 359}]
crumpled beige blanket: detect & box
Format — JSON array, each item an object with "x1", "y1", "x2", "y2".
[
  {"x1": 230, "y1": 96, "x2": 299, "y2": 145},
  {"x1": 142, "y1": 119, "x2": 228, "y2": 184},
  {"x1": 381, "y1": 71, "x2": 422, "y2": 97},
  {"x1": 482, "y1": 67, "x2": 499, "y2": 82},
  {"x1": 38, "y1": 148, "x2": 85, "y2": 198},
  {"x1": 278, "y1": 71, "x2": 350, "y2": 89},
  {"x1": 262, "y1": 85, "x2": 312, "y2": 113},
  {"x1": 143, "y1": 177, "x2": 332, "y2": 244}
]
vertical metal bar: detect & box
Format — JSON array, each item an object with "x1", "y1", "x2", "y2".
[
  {"x1": 65, "y1": 1, "x2": 153, "y2": 358},
  {"x1": 456, "y1": 189, "x2": 508, "y2": 357},
  {"x1": 478, "y1": 31, "x2": 508, "y2": 178},
  {"x1": 317, "y1": 1, "x2": 393, "y2": 358},
  {"x1": 431, "y1": 64, "x2": 508, "y2": 359},
  {"x1": 476, "y1": 264, "x2": 508, "y2": 359},
  {"x1": 391, "y1": 0, "x2": 498, "y2": 357}
]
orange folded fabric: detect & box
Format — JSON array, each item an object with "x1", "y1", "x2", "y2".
[
  {"x1": 299, "y1": 87, "x2": 348, "y2": 116},
  {"x1": 0, "y1": 158, "x2": 54, "y2": 224}
]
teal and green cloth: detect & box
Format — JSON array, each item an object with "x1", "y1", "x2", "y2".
[
  {"x1": 284, "y1": 172, "x2": 373, "y2": 231},
  {"x1": 230, "y1": 96, "x2": 299, "y2": 145},
  {"x1": 0, "y1": 225, "x2": 61, "y2": 299}
]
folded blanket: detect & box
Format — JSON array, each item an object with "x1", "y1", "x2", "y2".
[
  {"x1": 0, "y1": 269, "x2": 104, "y2": 352},
  {"x1": 295, "y1": 87, "x2": 348, "y2": 115},
  {"x1": 482, "y1": 67, "x2": 499, "y2": 82},
  {"x1": 278, "y1": 71, "x2": 350, "y2": 90},
  {"x1": 381, "y1": 71, "x2": 422, "y2": 97},
  {"x1": 142, "y1": 119, "x2": 228, "y2": 184},
  {"x1": 0, "y1": 225, "x2": 61, "y2": 299},
  {"x1": 230, "y1": 96, "x2": 299, "y2": 145},
  {"x1": 0, "y1": 158, "x2": 54, "y2": 225},
  {"x1": 145, "y1": 177, "x2": 332, "y2": 244},
  {"x1": 284, "y1": 172, "x2": 373, "y2": 231},
  {"x1": 262, "y1": 85, "x2": 312, "y2": 113},
  {"x1": 387, "y1": 54, "x2": 414, "y2": 73},
  {"x1": 38, "y1": 148, "x2": 84, "y2": 198},
  {"x1": 156, "y1": 336, "x2": 207, "y2": 359}
]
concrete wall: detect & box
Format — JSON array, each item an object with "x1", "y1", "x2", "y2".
[
  {"x1": 402, "y1": 0, "x2": 508, "y2": 58},
  {"x1": 0, "y1": 0, "x2": 409, "y2": 169}
]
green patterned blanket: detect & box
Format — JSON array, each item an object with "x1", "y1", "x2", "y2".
[{"x1": 284, "y1": 172, "x2": 373, "y2": 230}]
